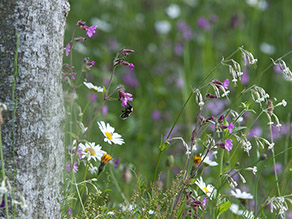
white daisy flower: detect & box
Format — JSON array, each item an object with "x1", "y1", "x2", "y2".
[
  {"x1": 229, "y1": 203, "x2": 243, "y2": 215},
  {"x1": 195, "y1": 177, "x2": 216, "y2": 199},
  {"x1": 83, "y1": 82, "x2": 103, "y2": 92},
  {"x1": 88, "y1": 163, "x2": 99, "y2": 174},
  {"x1": 97, "y1": 121, "x2": 124, "y2": 145},
  {"x1": 78, "y1": 141, "x2": 106, "y2": 162},
  {"x1": 203, "y1": 156, "x2": 218, "y2": 166},
  {"x1": 231, "y1": 188, "x2": 254, "y2": 199}
]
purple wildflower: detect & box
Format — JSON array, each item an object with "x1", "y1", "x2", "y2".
[
  {"x1": 206, "y1": 99, "x2": 226, "y2": 116},
  {"x1": 223, "y1": 79, "x2": 230, "y2": 89},
  {"x1": 174, "y1": 42, "x2": 184, "y2": 56},
  {"x1": 72, "y1": 161, "x2": 78, "y2": 173},
  {"x1": 242, "y1": 68, "x2": 249, "y2": 84},
  {"x1": 71, "y1": 72, "x2": 77, "y2": 80},
  {"x1": 230, "y1": 14, "x2": 239, "y2": 28},
  {"x1": 88, "y1": 93, "x2": 97, "y2": 102},
  {"x1": 202, "y1": 197, "x2": 207, "y2": 209},
  {"x1": 65, "y1": 43, "x2": 71, "y2": 56},
  {"x1": 227, "y1": 122, "x2": 234, "y2": 133},
  {"x1": 224, "y1": 139, "x2": 233, "y2": 151},
  {"x1": 102, "y1": 105, "x2": 108, "y2": 115},
  {"x1": 248, "y1": 126, "x2": 262, "y2": 138},
  {"x1": 66, "y1": 164, "x2": 71, "y2": 172},
  {"x1": 273, "y1": 65, "x2": 282, "y2": 74},
  {"x1": 197, "y1": 17, "x2": 211, "y2": 30},
  {"x1": 152, "y1": 110, "x2": 161, "y2": 121},
  {"x1": 122, "y1": 72, "x2": 138, "y2": 88},
  {"x1": 0, "y1": 199, "x2": 5, "y2": 208},
  {"x1": 119, "y1": 92, "x2": 133, "y2": 107},
  {"x1": 114, "y1": 158, "x2": 120, "y2": 169},
  {"x1": 86, "y1": 25, "x2": 97, "y2": 38},
  {"x1": 68, "y1": 208, "x2": 71, "y2": 215},
  {"x1": 92, "y1": 61, "x2": 96, "y2": 67},
  {"x1": 274, "y1": 162, "x2": 282, "y2": 174},
  {"x1": 77, "y1": 147, "x2": 82, "y2": 160},
  {"x1": 129, "y1": 63, "x2": 135, "y2": 71},
  {"x1": 122, "y1": 61, "x2": 135, "y2": 71}
]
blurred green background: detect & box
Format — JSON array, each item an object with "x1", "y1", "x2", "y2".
[{"x1": 64, "y1": 0, "x2": 292, "y2": 205}]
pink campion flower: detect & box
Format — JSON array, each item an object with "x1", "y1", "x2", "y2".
[
  {"x1": 197, "y1": 17, "x2": 211, "y2": 30},
  {"x1": 86, "y1": 25, "x2": 97, "y2": 38},
  {"x1": 224, "y1": 139, "x2": 233, "y2": 151},
  {"x1": 119, "y1": 90, "x2": 133, "y2": 107},
  {"x1": 72, "y1": 161, "x2": 78, "y2": 173},
  {"x1": 71, "y1": 72, "x2": 77, "y2": 80},
  {"x1": 77, "y1": 147, "x2": 82, "y2": 160},
  {"x1": 91, "y1": 60, "x2": 96, "y2": 67},
  {"x1": 202, "y1": 197, "x2": 207, "y2": 209},
  {"x1": 223, "y1": 79, "x2": 230, "y2": 89},
  {"x1": 122, "y1": 61, "x2": 135, "y2": 71},
  {"x1": 102, "y1": 105, "x2": 108, "y2": 115},
  {"x1": 66, "y1": 164, "x2": 71, "y2": 172},
  {"x1": 129, "y1": 63, "x2": 135, "y2": 71},
  {"x1": 65, "y1": 43, "x2": 71, "y2": 56},
  {"x1": 227, "y1": 122, "x2": 234, "y2": 133}
]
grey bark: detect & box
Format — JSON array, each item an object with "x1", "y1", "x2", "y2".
[{"x1": 0, "y1": 0, "x2": 70, "y2": 218}]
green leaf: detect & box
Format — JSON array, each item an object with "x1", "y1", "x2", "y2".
[
  {"x1": 67, "y1": 132, "x2": 79, "y2": 139},
  {"x1": 217, "y1": 200, "x2": 231, "y2": 218}
]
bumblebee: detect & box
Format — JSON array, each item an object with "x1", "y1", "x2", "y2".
[{"x1": 120, "y1": 103, "x2": 133, "y2": 120}]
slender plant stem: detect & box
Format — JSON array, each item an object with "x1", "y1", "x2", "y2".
[
  {"x1": 109, "y1": 166, "x2": 129, "y2": 204},
  {"x1": 269, "y1": 124, "x2": 281, "y2": 196},
  {"x1": 75, "y1": 183, "x2": 87, "y2": 218},
  {"x1": 0, "y1": 127, "x2": 9, "y2": 218}
]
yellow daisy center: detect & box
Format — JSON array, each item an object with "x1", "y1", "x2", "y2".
[
  {"x1": 85, "y1": 148, "x2": 96, "y2": 156},
  {"x1": 203, "y1": 187, "x2": 210, "y2": 193},
  {"x1": 105, "y1": 132, "x2": 113, "y2": 140}
]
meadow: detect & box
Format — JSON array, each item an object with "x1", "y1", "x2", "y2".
[{"x1": 62, "y1": 0, "x2": 292, "y2": 218}]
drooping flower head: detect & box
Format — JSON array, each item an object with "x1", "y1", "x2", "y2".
[
  {"x1": 98, "y1": 154, "x2": 113, "y2": 175},
  {"x1": 84, "y1": 82, "x2": 103, "y2": 93},
  {"x1": 97, "y1": 121, "x2": 125, "y2": 145},
  {"x1": 119, "y1": 90, "x2": 133, "y2": 107}
]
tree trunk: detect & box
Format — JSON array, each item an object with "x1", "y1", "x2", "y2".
[{"x1": 0, "y1": 0, "x2": 70, "y2": 218}]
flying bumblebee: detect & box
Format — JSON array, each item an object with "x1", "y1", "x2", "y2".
[{"x1": 120, "y1": 103, "x2": 133, "y2": 120}]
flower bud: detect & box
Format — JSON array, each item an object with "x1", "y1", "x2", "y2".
[
  {"x1": 206, "y1": 93, "x2": 217, "y2": 99},
  {"x1": 122, "y1": 166, "x2": 132, "y2": 184},
  {"x1": 166, "y1": 155, "x2": 174, "y2": 168},
  {"x1": 218, "y1": 115, "x2": 225, "y2": 123}
]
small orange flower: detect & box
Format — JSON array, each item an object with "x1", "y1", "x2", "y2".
[
  {"x1": 193, "y1": 155, "x2": 202, "y2": 166},
  {"x1": 101, "y1": 154, "x2": 112, "y2": 164}
]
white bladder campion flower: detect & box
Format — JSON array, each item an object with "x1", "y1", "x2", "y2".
[
  {"x1": 83, "y1": 82, "x2": 103, "y2": 92},
  {"x1": 231, "y1": 188, "x2": 254, "y2": 199},
  {"x1": 78, "y1": 141, "x2": 106, "y2": 162},
  {"x1": 195, "y1": 177, "x2": 216, "y2": 199},
  {"x1": 97, "y1": 121, "x2": 125, "y2": 145}
]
